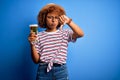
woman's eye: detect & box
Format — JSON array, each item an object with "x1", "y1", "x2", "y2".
[
  {"x1": 47, "y1": 16, "x2": 59, "y2": 20},
  {"x1": 47, "y1": 16, "x2": 52, "y2": 19}
]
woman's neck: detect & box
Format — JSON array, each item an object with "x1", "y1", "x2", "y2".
[{"x1": 45, "y1": 28, "x2": 57, "y2": 32}]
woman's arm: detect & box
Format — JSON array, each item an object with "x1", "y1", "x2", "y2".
[
  {"x1": 60, "y1": 15, "x2": 84, "y2": 39},
  {"x1": 28, "y1": 32, "x2": 40, "y2": 64},
  {"x1": 67, "y1": 20, "x2": 84, "y2": 39},
  {"x1": 30, "y1": 44, "x2": 40, "y2": 64}
]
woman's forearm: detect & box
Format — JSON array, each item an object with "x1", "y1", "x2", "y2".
[
  {"x1": 30, "y1": 44, "x2": 40, "y2": 64},
  {"x1": 67, "y1": 21, "x2": 84, "y2": 37}
]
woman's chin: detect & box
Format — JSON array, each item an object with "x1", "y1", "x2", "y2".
[{"x1": 49, "y1": 26, "x2": 57, "y2": 29}]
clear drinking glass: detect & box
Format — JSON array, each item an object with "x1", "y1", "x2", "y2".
[{"x1": 29, "y1": 24, "x2": 38, "y2": 34}]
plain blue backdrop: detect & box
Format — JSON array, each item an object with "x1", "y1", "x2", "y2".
[{"x1": 0, "y1": 0, "x2": 120, "y2": 80}]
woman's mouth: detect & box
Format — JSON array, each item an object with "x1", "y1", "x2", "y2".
[{"x1": 50, "y1": 23, "x2": 57, "y2": 27}]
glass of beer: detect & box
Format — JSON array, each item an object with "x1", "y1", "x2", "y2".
[{"x1": 29, "y1": 24, "x2": 38, "y2": 34}]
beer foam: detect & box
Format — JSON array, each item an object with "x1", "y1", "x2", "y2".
[{"x1": 29, "y1": 24, "x2": 38, "y2": 27}]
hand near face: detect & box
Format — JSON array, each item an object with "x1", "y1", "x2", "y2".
[
  {"x1": 59, "y1": 15, "x2": 71, "y2": 30},
  {"x1": 59, "y1": 15, "x2": 71, "y2": 25}
]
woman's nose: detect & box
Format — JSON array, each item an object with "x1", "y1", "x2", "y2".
[{"x1": 52, "y1": 17, "x2": 55, "y2": 22}]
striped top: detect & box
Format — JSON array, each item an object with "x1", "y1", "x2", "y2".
[{"x1": 33, "y1": 29, "x2": 76, "y2": 72}]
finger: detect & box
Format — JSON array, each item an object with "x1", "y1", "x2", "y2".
[
  {"x1": 60, "y1": 15, "x2": 65, "y2": 20},
  {"x1": 59, "y1": 17, "x2": 65, "y2": 24},
  {"x1": 29, "y1": 32, "x2": 36, "y2": 37},
  {"x1": 60, "y1": 15, "x2": 68, "y2": 24},
  {"x1": 59, "y1": 15, "x2": 65, "y2": 22},
  {"x1": 28, "y1": 37, "x2": 33, "y2": 42},
  {"x1": 29, "y1": 36, "x2": 36, "y2": 39},
  {"x1": 63, "y1": 15, "x2": 69, "y2": 23},
  {"x1": 59, "y1": 19, "x2": 63, "y2": 25},
  {"x1": 34, "y1": 35, "x2": 37, "y2": 38},
  {"x1": 63, "y1": 15, "x2": 68, "y2": 19},
  {"x1": 30, "y1": 30, "x2": 34, "y2": 33},
  {"x1": 28, "y1": 37, "x2": 36, "y2": 41},
  {"x1": 30, "y1": 32, "x2": 35, "y2": 35}
]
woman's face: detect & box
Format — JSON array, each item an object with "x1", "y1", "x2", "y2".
[{"x1": 46, "y1": 12, "x2": 59, "y2": 30}]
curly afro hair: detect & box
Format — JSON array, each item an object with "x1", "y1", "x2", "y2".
[{"x1": 37, "y1": 3, "x2": 66, "y2": 28}]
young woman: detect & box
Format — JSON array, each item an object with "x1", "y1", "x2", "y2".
[{"x1": 28, "y1": 3, "x2": 84, "y2": 80}]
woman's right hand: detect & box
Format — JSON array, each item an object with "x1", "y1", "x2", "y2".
[{"x1": 28, "y1": 32, "x2": 37, "y2": 44}]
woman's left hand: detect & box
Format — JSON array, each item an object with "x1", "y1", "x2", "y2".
[
  {"x1": 59, "y1": 15, "x2": 71, "y2": 25},
  {"x1": 59, "y1": 15, "x2": 71, "y2": 30}
]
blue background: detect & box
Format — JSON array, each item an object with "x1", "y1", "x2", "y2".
[{"x1": 0, "y1": 0, "x2": 120, "y2": 80}]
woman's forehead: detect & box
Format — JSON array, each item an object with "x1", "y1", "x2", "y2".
[{"x1": 47, "y1": 12, "x2": 59, "y2": 16}]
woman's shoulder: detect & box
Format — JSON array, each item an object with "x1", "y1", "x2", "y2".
[
  {"x1": 37, "y1": 31, "x2": 45, "y2": 36},
  {"x1": 61, "y1": 29, "x2": 72, "y2": 33}
]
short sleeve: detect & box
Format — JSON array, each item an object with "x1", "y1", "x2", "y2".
[{"x1": 63, "y1": 29, "x2": 77, "y2": 42}]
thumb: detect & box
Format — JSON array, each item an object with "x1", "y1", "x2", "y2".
[{"x1": 60, "y1": 25, "x2": 63, "y2": 30}]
